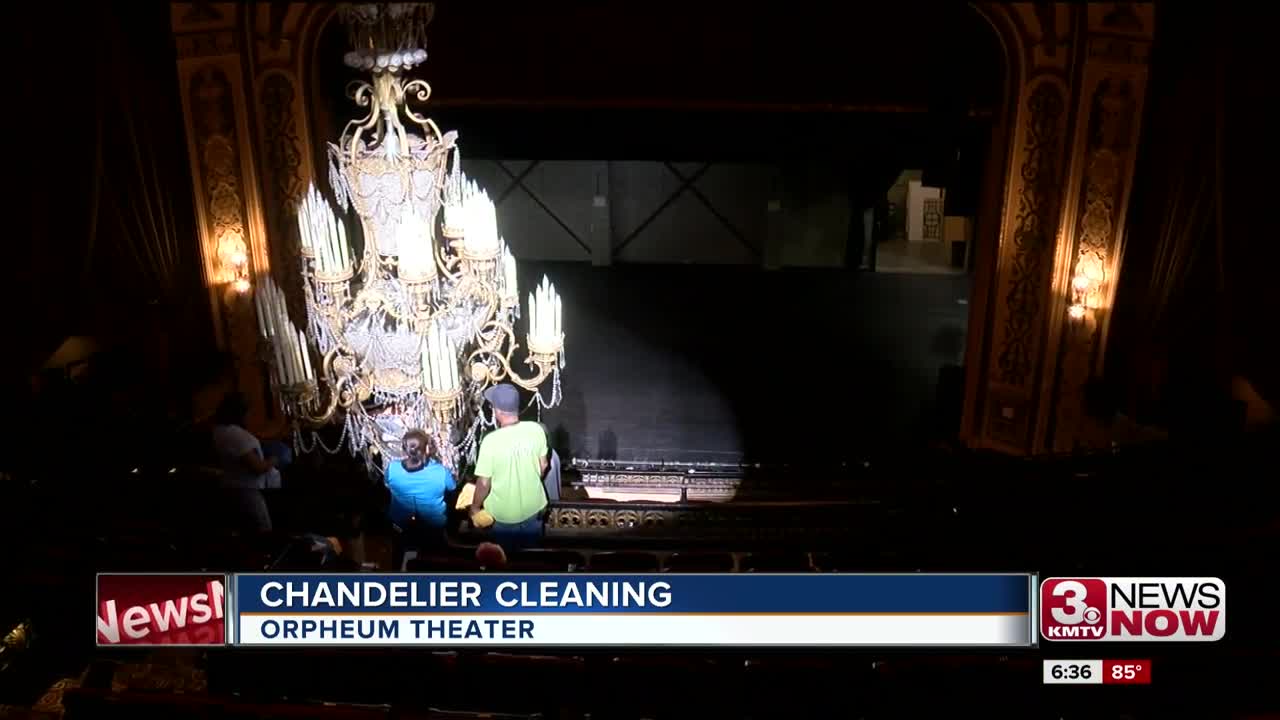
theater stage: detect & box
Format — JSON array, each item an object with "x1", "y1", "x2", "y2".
[{"x1": 526, "y1": 262, "x2": 971, "y2": 467}]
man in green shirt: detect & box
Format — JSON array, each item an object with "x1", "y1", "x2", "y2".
[{"x1": 470, "y1": 384, "x2": 548, "y2": 549}]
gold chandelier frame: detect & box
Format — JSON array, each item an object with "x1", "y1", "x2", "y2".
[{"x1": 259, "y1": 3, "x2": 565, "y2": 470}]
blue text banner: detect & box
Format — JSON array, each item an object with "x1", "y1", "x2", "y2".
[
  {"x1": 230, "y1": 573, "x2": 1036, "y2": 647},
  {"x1": 234, "y1": 573, "x2": 1030, "y2": 614}
]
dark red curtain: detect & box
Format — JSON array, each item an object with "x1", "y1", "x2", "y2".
[
  {"x1": 8, "y1": 4, "x2": 215, "y2": 403},
  {"x1": 1109, "y1": 3, "x2": 1279, "y2": 427}
]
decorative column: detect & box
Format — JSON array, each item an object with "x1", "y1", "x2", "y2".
[
  {"x1": 960, "y1": 2, "x2": 1154, "y2": 454},
  {"x1": 171, "y1": 3, "x2": 275, "y2": 432},
  {"x1": 961, "y1": 3, "x2": 1076, "y2": 454},
  {"x1": 244, "y1": 3, "x2": 327, "y2": 325},
  {"x1": 1043, "y1": 4, "x2": 1154, "y2": 451}
]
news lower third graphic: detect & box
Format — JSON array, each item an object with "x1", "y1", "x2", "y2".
[
  {"x1": 1039, "y1": 577, "x2": 1225, "y2": 642},
  {"x1": 229, "y1": 573, "x2": 1037, "y2": 647},
  {"x1": 96, "y1": 573, "x2": 228, "y2": 646},
  {"x1": 1042, "y1": 660, "x2": 1152, "y2": 685}
]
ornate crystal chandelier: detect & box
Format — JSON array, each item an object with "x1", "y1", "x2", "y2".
[{"x1": 255, "y1": 2, "x2": 566, "y2": 471}]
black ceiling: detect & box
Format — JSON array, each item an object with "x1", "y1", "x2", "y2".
[
  {"x1": 401, "y1": 1, "x2": 1004, "y2": 110},
  {"x1": 314, "y1": 2, "x2": 1003, "y2": 160}
]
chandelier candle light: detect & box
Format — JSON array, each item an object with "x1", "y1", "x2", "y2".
[
  {"x1": 396, "y1": 207, "x2": 435, "y2": 283},
  {"x1": 422, "y1": 322, "x2": 460, "y2": 394},
  {"x1": 298, "y1": 185, "x2": 352, "y2": 281},
  {"x1": 254, "y1": 277, "x2": 316, "y2": 389},
  {"x1": 499, "y1": 244, "x2": 517, "y2": 304},
  {"x1": 256, "y1": 2, "x2": 566, "y2": 471},
  {"x1": 528, "y1": 277, "x2": 563, "y2": 356},
  {"x1": 461, "y1": 184, "x2": 499, "y2": 259}
]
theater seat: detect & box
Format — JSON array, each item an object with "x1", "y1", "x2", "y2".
[
  {"x1": 405, "y1": 555, "x2": 476, "y2": 572},
  {"x1": 222, "y1": 701, "x2": 392, "y2": 719},
  {"x1": 209, "y1": 650, "x2": 458, "y2": 707},
  {"x1": 407, "y1": 707, "x2": 542, "y2": 712},
  {"x1": 741, "y1": 657, "x2": 871, "y2": 711},
  {"x1": 63, "y1": 688, "x2": 218, "y2": 720},
  {"x1": 594, "y1": 656, "x2": 734, "y2": 717},
  {"x1": 447, "y1": 654, "x2": 585, "y2": 715},
  {"x1": 739, "y1": 552, "x2": 813, "y2": 572},
  {"x1": 64, "y1": 687, "x2": 394, "y2": 720},
  {"x1": 586, "y1": 551, "x2": 660, "y2": 572},
  {"x1": 509, "y1": 549, "x2": 586, "y2": 571},
  {"x1": 663, "y1": 551, "x2": 735, "y2": 572},
  {"x1": 812, "y1": 550, "x2": 897, "y2": 572},
  {"x1": 469, "y1": 652, "x2": 586, "y2": 670}
]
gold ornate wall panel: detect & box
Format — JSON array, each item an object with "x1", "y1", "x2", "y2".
[
  {"x1": 984, "y1": 76, "x2": 1071, "y2": 451},
  {"x1": 172, "y1": 2, "x2": 273, "y2": 430},
  {"x1": 1045, "y1": 5, "x2": 1153, "y2": 451},
  {"x1": 964, "y1": 2, "x2": 1078, "y2": 454},
  {"x1": 246, "y1": 4, "x2": 322, "y2": 325},
  {"x1": 252, "y1": 71, "x2": 309, "y2": 322},
  {"x1": 963, "y1": 2, "x2": 1153, "y2": 454},
  {"x1": 249, "y1": 3, "x2": 309, "y2": 70}
]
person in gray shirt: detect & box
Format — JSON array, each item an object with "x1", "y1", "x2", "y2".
[{"x1": 538, "y1": 422, "x2": 563, "y2": 503}]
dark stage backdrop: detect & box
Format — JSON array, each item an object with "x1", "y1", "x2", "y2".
[{"x1": 524, "y1": 262, "x2": 970, "y2": 463}]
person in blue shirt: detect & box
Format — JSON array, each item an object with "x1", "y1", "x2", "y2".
[{"x1": 385, "y1": 429, "x2": 455, "y2": 538}]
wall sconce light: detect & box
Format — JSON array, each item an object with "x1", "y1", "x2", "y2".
[
  {"x1": 217, "y1": 230, "x2": 252, "y2": 295},
  {"x1": 1068, "y1": 273, "x2": 1091, "y2": 320},
  {"x1": 1067, "y1": 252, "x2": 1106, "y2": 322},
  {"x1": 1068, "y1": 274, "x2": 1089, "y2": 319},
  {"x1": 229, "y1": 252, "x2": 251, "y2": 293}
]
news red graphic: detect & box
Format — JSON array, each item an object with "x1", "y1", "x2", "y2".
[
  {"x1": 1040, "y1": 577, "x2": 1225, "y2": 642},
  {"x1": 96, "y1": 574, "x2": 227, "y2": 646}
]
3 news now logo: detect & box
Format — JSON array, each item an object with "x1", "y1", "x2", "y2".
[{"x1": 1040, "y1": 577, "x2": 1225, "y2": 642}]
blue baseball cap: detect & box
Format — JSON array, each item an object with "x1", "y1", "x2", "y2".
[{"x1": 483, "y1": 383, "x2": 520, "y2": 413}]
